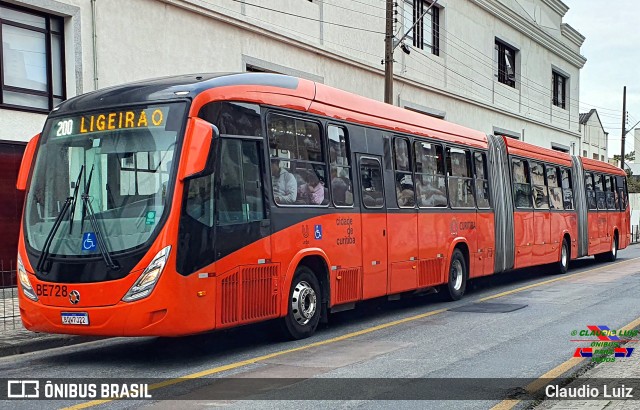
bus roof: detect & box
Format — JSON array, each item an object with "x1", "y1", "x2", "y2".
[
  {"x1": 581, "y1": 157, "x2": 626, "y2": 176},
  {"x1": 503, "y1": 138, "x2": 573, "y2": 167}
]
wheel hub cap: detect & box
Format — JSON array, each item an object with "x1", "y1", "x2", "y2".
[
  {"x1": 291, "y1": 281, "x2": 317, "y2": 326},
  {"x1": 451, "y1": 260, "x2": 463, "y2": 291}
]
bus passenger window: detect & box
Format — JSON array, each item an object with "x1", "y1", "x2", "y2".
[
  {"x1": 360, "y1": 158, "x2": 384, "y2": 208},
  {"x1": 512, "y1": 159, "x2": 532, "y2": 208},
  {"x1": 446, "y1": 147, "x2": 475, "y2": 208},
  {"x1": 394, "y1": 137, "x2": 414, "y2": 207},
  {"x1": 605, "y1": 175, "x2": 616, "y2": 210},
  {"x1": 616, "y1": 175, "x2": 628, "y2": 210},
  {"x1": 328, "y1": 125, "x2": 353, "y2": 206},
  {"x1": 547, "y1": 166, "x2": 563, "y2": 210},
  {"x1": 585, "y1": 173, "x2": 597, "y2": 210},
  {"x1": 561, "y1": 168, "x2": 574, "y2": 210},
  {"x1": 531, "y1": 162, "x2": 549, "y2": 209},
  {"x1": 415, "y1": 141, "x2": 447, "y2": 208},
  {"x1": 268, "y1": 114, "x2": 327, "y2": 206},
  {"x1": 473, "y1": 152, "x2": 490, "y2": 209},
  {"x1": 594, "y1": 174, "x2": 606, "y2": 210}
]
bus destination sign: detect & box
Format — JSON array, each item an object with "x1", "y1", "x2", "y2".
[{"x1": 52, "y1": 107, "x2": 168, "y2": 139}]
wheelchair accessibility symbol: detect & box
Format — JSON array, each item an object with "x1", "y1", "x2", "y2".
[
  {"x1": 314, "y1": 224, "x2": 322, "y2": 240},
  {"x1": 82, "y1": 232, "x2": 98, "y2": 251}
]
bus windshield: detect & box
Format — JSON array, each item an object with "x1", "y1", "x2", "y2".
[{"x1": 24, "y1": 102, "x2": 187, "y2": 257}]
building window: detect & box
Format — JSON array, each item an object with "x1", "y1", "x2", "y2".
[
  {"x1": 552, "y1": 71, "x2": 567, "y2": 109},
  {"x1": 583, "y1": 150, "x2": 587, "y2": 157},
  {"x1": 495, "y1": 39, "x2": 516, "y2": 87},
  {"x1": 0, "y1": 2, "x2": 65, "y2": 112},
  {"x1": 404, "y1": 0, "x2": 439, "y2": 56}
]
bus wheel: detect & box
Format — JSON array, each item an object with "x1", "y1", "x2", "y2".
[
  {"x1": 555, "y1": 238, "x2": 570, "y2": 274},
  {"x1": 282, "y1": 266, "x2": 321, "y2": 340},
  {"x1": 445, "y1": 249, "x2": 467, "y2": 301}
]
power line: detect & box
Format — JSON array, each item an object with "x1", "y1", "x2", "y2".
[{"x1": 228, "y1": 0, "x2": 384, "y2": 34}]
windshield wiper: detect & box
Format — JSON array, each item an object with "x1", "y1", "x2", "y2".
[
  {"x1": 68, "y1": 165, "x2": 84, "y2": 234},
  {"x1": 80, "y1": 164, "x2": 94, "y2": 232},
  {"x1": 37, "y1": 166, "x2": 84, "y2": 273},
  {"x1": 81, "y1": 167, "x2": 119, "y2": 270}
]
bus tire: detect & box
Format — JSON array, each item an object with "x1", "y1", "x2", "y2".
[
  {"x1": 555, "y1": 238, "x2": 570, "y2": 274},
  {"x1": 281, "y1": 265, "x2": 321, "y2": 340},
  {"x1": 597, "y1": 234, "x2": 618, "y2": 263},
  {"x1": 445, "y1": 249, "x2": 467, "y2": 301}
]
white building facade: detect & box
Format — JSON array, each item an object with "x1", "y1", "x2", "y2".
[
  {"x1": 579, "y1": 109, "x2": 608, "y2": 162},
  {"x1": 0, "y1": 0, "x2": 586, "y2": 147}
]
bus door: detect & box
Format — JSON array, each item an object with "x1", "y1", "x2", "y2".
[
  {"x1": 512, "y1": 158, "x2": 534, "y2": 268},
  {"x1": 214, "y1": 137, "x2": 272, "y2": 273},
  {"x1": 585, "y1": 173, "x2": 600, "y2": 253},
  {"x1": 357, "y1": 155, "x2": 388, "y2": 299}
]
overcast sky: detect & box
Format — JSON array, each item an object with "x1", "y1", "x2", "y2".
[{"x1": 563, "y1": 0, "x2": 639, "y2": 157}]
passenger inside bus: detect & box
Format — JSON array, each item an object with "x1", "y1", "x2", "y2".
[
  {"x1": 271, "y1": 160, "x2": 297, "y2": 204},
  {"x1": 297, "y1": 170, "x2": 325, "y2": 205}
]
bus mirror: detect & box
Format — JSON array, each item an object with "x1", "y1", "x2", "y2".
[
  {"x1": 16, "y1": 134, "x2": 40, "y2": 191},
  {"x1": 179, "y1": 117, "x2": 217, "y2": 181}
]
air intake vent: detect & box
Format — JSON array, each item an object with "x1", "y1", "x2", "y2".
[
  {"x1": 335, "y1": 268, "x2": 361, "y2": 304},
  {"x1": 418, "y1": 258, "x2": 442, "y2": 287}
]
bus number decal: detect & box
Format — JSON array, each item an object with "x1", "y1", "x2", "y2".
[
  {"x1": 56, "y1": 120, "x2": 74, "y2": 137},
  {"x1": 35, "y1": 284, "x2": 68, "y2": 298}
]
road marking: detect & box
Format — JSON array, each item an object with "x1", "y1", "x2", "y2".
[
  {"x1": 63, "y1": 256, "x2": 640, "y2": 409},
  {"x1": 490, "y1": 313, "x2": 640, "y2": 410}
]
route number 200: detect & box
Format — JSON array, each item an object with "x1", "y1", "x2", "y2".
[{"x1": 56, "y1": 119, "x2": 74, "y2": 137}]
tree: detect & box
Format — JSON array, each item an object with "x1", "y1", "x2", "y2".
[{"x1": 612, "y1": 151, "x2": 635, "y2": 166}]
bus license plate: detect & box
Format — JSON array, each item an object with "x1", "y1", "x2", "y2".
[{"x1": 61, "y1": 312, "x2": 89, "y2": 325}]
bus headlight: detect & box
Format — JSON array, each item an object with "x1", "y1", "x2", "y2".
[
  {"x1": 17, "y1": 255, "x2": 38, "y2": 301},
  {"x1": 122, "y1": 246, "x2": 171, "y2": 302}
]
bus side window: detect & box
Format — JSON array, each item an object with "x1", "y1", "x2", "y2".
[
  {"x1": 605, "y1": 175, "x2": 616, "y2": 209},
  {"x1": 531, "y1": 162, "x2": 549, "y2": 210},
  {"x1": 585, "y1": 172, "x2": 596, "y2": 210},
  {"x1": 473, "y1": 152, "x2": 490, "y2": 209},
  {"x1": 360, "y1": 158, "x2": 384, "y2": 208},
  {"x1": 217, "y1": 139, "x2": 265, "y2": 224},
  {"x1": 594, "y1": 174, "x2": 606, "y2": 210},
  {"x1": 394, "y1": 137, "x2": 415, "y2": 208},
  {"x1": 561, "y1": 168, "x2": 574, "y2": 210},
  {"x1": 184, "y1": 173, "x2": 214, "y2": 228},
  {"x1": 328, "y1": 125, "x2": 353, "y2": 207},
  {"x1": 616, "y1": 175, "x2": 628, "y2": 210},
  {"x1": 512, "y1": 158, "x2": 532, "y2": 208},
  {"x1": 268, "y1": 114, "x2": 327, "y2": 206},
  {"x1": 415, "y1": 141, "x2": 447, "y2": 208},
  {"x1": 446, "y1": 147, "x2": 475, "y2": 209},
  {"x1": 547, "y1": 165, "x2": 563, "y2": 210}
]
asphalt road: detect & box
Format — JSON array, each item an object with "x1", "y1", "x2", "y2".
[{"x1": 2, "y1": 245, "x2": 640, "y2": 410}]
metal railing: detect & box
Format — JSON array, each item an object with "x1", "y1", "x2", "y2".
[
  {"x1": 1, "y1": 261, "x2": 20, "y2": 330},
  {"x1": 632, "y1": 225, "x2": 640, "y2": 245}
]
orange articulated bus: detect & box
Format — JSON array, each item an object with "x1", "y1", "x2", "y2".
[{"x1": 15, "y1": 73, "x2": 630, "y2": 339}]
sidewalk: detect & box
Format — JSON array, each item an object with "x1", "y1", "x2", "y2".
[
  {"x1": 1, "y1": 289, "x2": 100, "y2": 357},
  {"x1": 535, "y1": 339, "x2": 640, "y2": 409}
]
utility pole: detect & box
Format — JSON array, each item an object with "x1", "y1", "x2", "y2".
[
  {"x1": 384, "y1": 0, "x2": 394, "y2": 104},
  {"x1": 384, "y1": 0, "x2": 438, "y2": 105},
  {"x1": 620, "y1": 86, "x2": 627, "y2": 170}
]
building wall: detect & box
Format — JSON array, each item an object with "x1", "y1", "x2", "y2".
[
  {"x1": 0, "y1": 0, "x2": 585, "y2": 151},
  {"x1": 580, "y1": 113, "x2": 608, "y2": 162}
]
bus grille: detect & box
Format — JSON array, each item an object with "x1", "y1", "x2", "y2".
[
  {"x1": 219, "y1": 265, "x2": 279, "y2": 326},
  {"x1": 335, "y1": 268, "x2": 361, "y2": 304},
  {"x1": 418, "y1": 259, "x2": 443, "y2": 287}
]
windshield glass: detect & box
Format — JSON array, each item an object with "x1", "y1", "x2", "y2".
[{"x1": 24, "y1": 102, "x2": 187, "y2": 257}]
